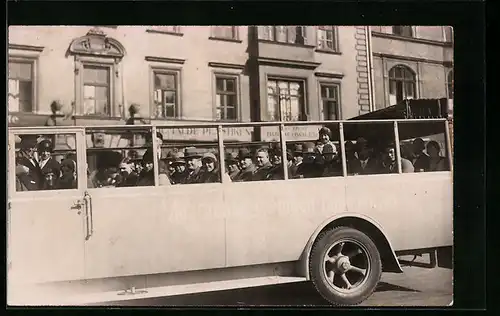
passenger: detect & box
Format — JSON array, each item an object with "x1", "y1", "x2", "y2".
[
  {"x1": 344, "y1": 140, "x2": 358, "y2": 175},
  {"x1": 426, "y1": 141, "x2": 448, "y2": 172},
  {"x1": 232, "y1": 148, "x2": 256, "y2": 182},
  {"x1": 165, "y1": 151, "x2": 176, "y2": 176},
  {"x1": 412, "y1": 138, "x2": 430, "y2": 172},
  {"x1": 16, "y1": 136, "x2": 43, "y2": 191},
  {"x1": 117, "y1": 159, "x2": 139, "y2": 187},
  {"x1": 136, "y1": 150, "x2": 155, "y2": 186},
  {"x1": 251, "y1": 148, "x2": 275, "y2": 181},
  {"x1": 37, "y1": 140, "x2": 61, "y2": 186},
  {"x1": 225, "y1": 152, "x2": 240, "y2": 181},
  {"x1": 352, "y1": 137, "x2": 379, "y2": 175},
  {"x1": 198, "y1": 152, "x2": 223, "y2": 183},
  {"x1": 321, "y1": 143, "x2": 342, "y2": 177},
  {"x1": 379, "y1": 144, "x2": 414, "y2": 174},
  {"x1": 296, "y1": 142, "x2": 323, "y2": 179},
  {"x1": 59, "y1": 158, "x2": 78, "y2": 189},
  {"x1": 170, "y1": 152, "x2": 188, "y2": 184},
  {"x1": 315, "y1": 127, "x2": 338, "y2": 155},
  {"x1": 41, "y1": 168, "x2": 60, "y2": 190},
  {"x1": 267, "y1": 150, "x2": 294, "y2": 180},
  {"x1": 290, "y1": 144, "x2": 303, "y2": 179},
  {"x1": 271, "y1": 151, "x2": 282, "y2": 166},
  {"x1": 184, "y1": 147, "x2": 204, "y2": 184}
]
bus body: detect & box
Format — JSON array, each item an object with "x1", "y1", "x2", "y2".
[{"x1": 7, "y1": 117, "x2": 453, "y2": 306}]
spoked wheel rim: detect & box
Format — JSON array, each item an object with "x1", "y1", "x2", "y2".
[{"x1": 321, "y1": 238, "x2": 372, "y2": 294}]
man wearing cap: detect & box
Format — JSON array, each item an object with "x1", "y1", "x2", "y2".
[
  {"x1": 225, "y1": 152, "x2": 240, "y2": 181},
  {"x1": 232, "y1": 148, "x2": 256, "y2": 182},
  {"x1": 184, "y1": 147, "x2": 204, "y2": 184},
  {"x1": 15, "y1": 136, "x2": 44, "y2": 191},
  {"x1": 296, "y1": 142, "x2": 323, "y2": 179},
  {"x1": 412, "y1": 137, "x2": 430, "y2": 172},
  {"x1": 37, "y1": 140, "x2": 61, "y2": 183},
  {"x1": 170, "y1": 152, "x2": 188, "y2": 184}
]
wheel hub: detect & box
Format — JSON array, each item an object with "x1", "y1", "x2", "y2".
[{"x1": 336, "y1": 256, "x2": 351, "y2": 273}]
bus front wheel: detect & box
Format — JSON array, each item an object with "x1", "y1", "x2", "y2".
[{"x1": 309, "y1": 226, "x2": 382, "y2": 306}]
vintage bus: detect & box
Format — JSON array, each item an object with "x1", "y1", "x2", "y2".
[{"x1": 7, "y1": 111, "x2": 453, "y2": 306}]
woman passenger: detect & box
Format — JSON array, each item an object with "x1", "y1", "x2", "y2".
[
  {"x1": 426, "y1": 141, "x2": 448, "y2": 172},
  {"x1": 59, "y1": 158, "x2": 77, "y2": 189}
]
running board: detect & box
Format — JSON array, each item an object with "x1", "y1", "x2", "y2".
[{"x1": 12, "y1": 276, "x2": 307, "y2": 306}]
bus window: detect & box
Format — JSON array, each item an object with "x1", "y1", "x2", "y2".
[
  {"x1": 86, "y1": 127, "x2": 155, "y2": 188},
  {"x1": 223, "y1": 125, "x2": 286, "y2": 182},
  {"x1": 342, "y1": 122, "x2": 404, "y2": 175},
  {"x1": 156, "y1": 127, "x2": 221, "y2": 185},
  {"x1": 13, "y1": 133, "x2": 78, "y2": 192},
  {"x1": 285, "y1": 123, "x2": 342, "y2": 180},
  {"x1": 397, "y1": 120, "x2": 451, "y2": 172}
]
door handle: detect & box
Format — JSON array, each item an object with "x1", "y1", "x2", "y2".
[{"x1": 83, "y1": 191, "x2": 94, "y2": 240}]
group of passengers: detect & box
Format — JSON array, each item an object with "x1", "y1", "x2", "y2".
[{"x1": 14, "y1": 136, "x2": 77, "y2": 191}]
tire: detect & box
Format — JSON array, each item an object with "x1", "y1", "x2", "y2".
[{"x1": 309, "y1": 226, "x2": 382, "y2": 306}]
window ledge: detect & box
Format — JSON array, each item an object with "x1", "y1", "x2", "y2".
[
  {"x1": 315, "y1": 49, "x2": 342, "y2": 55},
  {"x1": 371, "y1": 31, "x2": 453, "y2": 47},
  {"x1": 258, "y1": 39, "x2": 316, "y2": 49},
  {"x1": 208, "y1": 37, "x2": 242, "y2": 43},
  {"x1": 146, "y1": 29, "x2": 184, "y2": 37},
  {"x1": 73, "y1": 115, "x2": 123, "y2": 121}
]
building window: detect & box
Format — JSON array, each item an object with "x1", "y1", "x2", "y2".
[
  {"x1": 317, "y1": 26, "x2": 338, "y2": 51},
  {"x1": 389, "y1": 65, "x2": 416, "y2": 105},
  {"x1": 215, "y1": 76, "x2": 238, "y2": 121},
  {"x1": 267, "y1": 79, "x2": 306, "y2": 121},
  {"x1": 150, "y1": 26, "x2": 182, "y2": 34},
  {"x1": 8, "y1": 59, "x2": 34, "y2": 112},
  {"x1": 392, "y1": 26, "x2": 413, "y2": 37},
  {"x1": 153, "y1": 70, "x2": 179, "y2": 119},
  {"x1": 258, "y1": 26, "x2": 307, "y2": 45},
  {"x1": 82, "y1": 65, "x2": 111, "y2": 116},
  {"x1": 320, "y1": 83, "x2": 340, "y2": 120},
  {"x1": 447, "y1": 70, "x2": 454, "y2": 99},
  {"x1": 211, "y1": 26, "x2": 238, "y2": 40}
]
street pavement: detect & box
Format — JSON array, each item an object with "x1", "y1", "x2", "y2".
[{"x1": 99, "y1": 265, "x2": 453, "y2": 307}]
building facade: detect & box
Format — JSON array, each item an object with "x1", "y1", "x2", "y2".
[
  {"x1": 8, "y1": 26, "x2": 371, "y2": 132},
  {"x1": 369, "y1": 26, "x2": 453, "y2": 110}
]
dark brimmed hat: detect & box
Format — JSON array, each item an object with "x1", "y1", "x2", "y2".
[
  {"x1": 355, "y1": 137, "x2": 369, "y2": 150},
  {"x1": 19, "y1": 135, "x2": 38, "y2": 150},
  {"x1": 184, "y1": 147, "x2": 203, "y2": 159},
  {"x1": 302, "y1": 142, "x2": 316, "y2": 154},
  {"x1": 172, "y1": 152, "x2": 186, "y2": 165},
  {"x1": 237, "y1": 148, "x2": 252, "y2": 160},
  {"x1": 293, "y1": 144, "x2": 303, "y2": 154},
  {"x1": 225, "y1": 152, "x2": 238, "y2": 164},
  {"x1": 37, "y1": 139, "x2": 54, "y2": 153}
]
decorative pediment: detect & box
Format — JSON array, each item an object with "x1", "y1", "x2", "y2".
[{"x1": 68, "y1": 27, "x2": 125, "y2": 59}]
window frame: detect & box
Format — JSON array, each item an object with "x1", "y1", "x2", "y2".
[
  {"x1": 210, "y1": 26, "x2": 240, "y2": 42},
  {"x1": 447, "y1": 70, "x2": 454, "y2": 100},
  {"x1": 392, "y1": 26, "x2": 414, "y2": 38},
  {"x1": 316, "y1": 26, "x2": 339, "y2": 52},
  {"x1": 147, "y1": 26, "x2": 183, "y2": 36},
  {"x1": 388, "y1": 65, "x2": 417, "y2": 104},
  {"x1": 266, "y1": 77, "x2": 308, "y2": 122},
  {"x1": 81, "y1": 64, "x2": 113, "y2": 117},
  {"x1": 8, "y1": 56, "x2": 38, "y2": 113},
  {"x1": 149, "y1": 66, "x2": 182, "y2": 120},
  {"x1": 258, "y1": 26, "x2": 308, "y2": 46},
  {"x1": 318, "y1": 81, "x2": 342, "y2": 121},
  {"x1": 213, "y1": 73, "x2": 240, "y2": 122}
]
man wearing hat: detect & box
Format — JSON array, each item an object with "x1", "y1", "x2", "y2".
[
  {"x1": 295, "y1": 142, "x2": 323, "y2": 179},
  {"x1": 136, "y1": 149, "x2": 156, "y2": 186},
  {"x1": 15, "y1": 135, "x2": 44, "y2": 191},
  {"x1": 225, "y1": 152, "x2": 240, "y2": 181},
  {"x1": 170, "y1": 151, "x2": 188, "y2": 184},
  {"x1": 232, "y1": 147, "x2": 256, "y2": 182},
  {"x1": 290, "y1": 143, "x2": 303, "y2": 179},
  {"x1": 184, "y1": 147, "x2": 204, "y2": 184},
  {"x1": 351, "y1": 137, "x2": 379, "y2": 175}
]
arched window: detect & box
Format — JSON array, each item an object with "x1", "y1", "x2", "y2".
[
  {"x1": 388, "y1": 65, "x2": 416, "y2": 105},
  {"x1": 447, "y1": 70, "x2": 453, "y2": 99}
]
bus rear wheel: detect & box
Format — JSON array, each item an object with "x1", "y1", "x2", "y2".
[{"x1": 309, "y1": 226, "x2": 382, "y2": 306}]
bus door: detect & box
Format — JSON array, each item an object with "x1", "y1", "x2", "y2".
[
  {"x1": 8, "y1": 128, "x2": 88, "y2": 286},
  {"x1": 82, "y1": 127, "x2": 161, "y2": 281}
]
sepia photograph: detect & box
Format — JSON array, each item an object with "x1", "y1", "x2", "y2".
[{"x1": 7, "y1": 25, "x2": 454, "y2": 307}]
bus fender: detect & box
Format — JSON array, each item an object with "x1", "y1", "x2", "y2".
[{"x1": 299, "y1": 213, "x2": 403, "y2": 279}]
